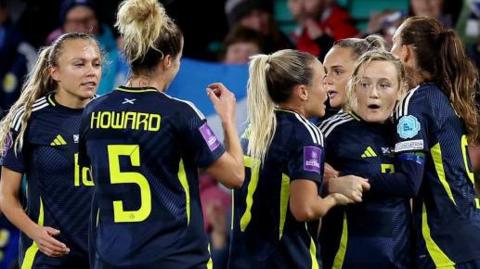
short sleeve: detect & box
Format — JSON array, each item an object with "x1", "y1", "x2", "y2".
[
  {"x1": 394, "y1": 89, "x2": 430, "y2": 153},
  {"x1": 181, "y1": 105, "x2": 225, "y2": 168},
  {"x1": 1, "y1": 128, "x2": 26, "y2": 173},
  {"x1": 288, "y1": 127, "x2": 325, "y2": 184}
]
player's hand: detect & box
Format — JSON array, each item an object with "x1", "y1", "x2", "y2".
[
  {"x1": 206, "y1": 82, "x2": 237, "y2": 126},
  {"x1": 324, "y1": 163, "x2": 339, "y2": 181},
  {"x1": 330, "y1": 193, "x2": 354, "y2": 205},
  {"x1": 328, "y1": 175, "x2": 370, "y2": 202},
  {"x1": 31, "y1": 226, "x2": 70, "y2": 257}
]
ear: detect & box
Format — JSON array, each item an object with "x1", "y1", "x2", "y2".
[
  {"x1": 402, "y1": 44, "x2": 414, "y2": 67},
  {"x1": 162, "y1": 55, "x2": 173, "y2": 69},
  {"x1": 293, "y1": 84, "x2": 309, "y2": 101},
  {"x1": 49, "y1": 66, "x2": 60, "y2": 82}
]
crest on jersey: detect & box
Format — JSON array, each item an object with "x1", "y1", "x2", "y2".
[
  {"x1": 397, "y1": 115, "x2": 420, "y2": 139},
  {"x1": 304, "y1": 146, "x2": 322, "y2": 173}
]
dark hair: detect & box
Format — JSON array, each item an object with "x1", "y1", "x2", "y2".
[
  {"x1": 225, "y1": 0, "x2": 273, "y2": 26},
  {"x1": 399, "y1": 16, "x2": 479, "y2": 142},
  {"x1": 60, "y1": 0, "x2": 97, "y2": 25},
  {"x1": 334, "y1": 34, "x2": 386, "y2": 59},
  {"x1": 116, "y1": 0, "x2": 183, "y2": 74},
  {"x1": 223, "y1": 25, "x2": 264, "y2": 53}
]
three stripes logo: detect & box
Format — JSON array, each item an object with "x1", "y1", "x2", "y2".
[
  {"x1": 361, "y1": 146, "x2": 377, "y2": 158},
  {"x1": 50, "y1": 135, "x2": 67, "y2": 146}
]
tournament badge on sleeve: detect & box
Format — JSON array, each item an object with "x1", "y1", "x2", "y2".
[
  {"x1": 199, "y1": 123, "x2": 220, "y2": 151},
  {"x1": 397, "y1": 115, "x2": 421, "y2": 139},
  {"x1": 304, "y1": 146, "x2": 322, "y2": 174}
]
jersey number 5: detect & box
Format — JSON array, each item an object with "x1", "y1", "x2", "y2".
[{"x1": 108, "y1": 145, "x2": 152, "y2": 223}]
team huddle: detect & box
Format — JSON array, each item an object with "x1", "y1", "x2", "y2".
[{"x1": 0, "y1": 0, "x2": 479, "y2": 268}]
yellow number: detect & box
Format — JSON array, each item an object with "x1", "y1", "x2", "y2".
[
  {"x1": 240, "y1": 156, "x2": 260, "y2": 232},
  {"x1": 461, "y1": 135, "x2": 475, "y2": 184},
  {"x1": 108, "y1": 145, "x2": 151, "y2": 223},
  {"x1": 74, "y1": 153, "x2": 94, "y2": 187},
  {"x1": 381, "y1": 163, "x2": 395, "y2": 174},
  {"x1": 460, "y1": 135, "x2": 479, "y2": 208}
]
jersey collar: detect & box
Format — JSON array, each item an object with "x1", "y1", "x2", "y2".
[{"x1": 116, "y1": 85, "x2": 158, "y2": 93}]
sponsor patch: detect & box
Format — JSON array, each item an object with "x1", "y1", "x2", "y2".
[
  {"x1": 304, "y1": 146, "x2": 322, "y2": 173},
  {"x1": 394, "y1": 139, "x2": 424, "y2": 153},
  {"x1": 397, "y1": 115, "x2": 421, "y2": 139},
  {"x1": 199, "y1": 123, "x2": 220, "y2": 152}
]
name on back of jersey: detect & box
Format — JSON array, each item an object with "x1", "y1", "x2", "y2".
[{"x1": 90, "y1": 111, "x2": 161, "y2": 132}]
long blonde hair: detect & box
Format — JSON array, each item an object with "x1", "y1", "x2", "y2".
[
  {"x1": 0, "y1": 33, "x2": 98, "y2": 156},
  {"x1": 345, "y1": 50, "x2": 406, "y2": 114},
  {"x1": 247, "y1": 49, "x2": 317, "y2": 161},
  {"x1": 116, "y1": 0, "x2": 182, "y2": 73}
]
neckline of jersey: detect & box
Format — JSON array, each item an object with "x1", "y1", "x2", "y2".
[
  {"x1": 116, "y1": 85, "x2": 159, "y2": 93},
  {"x1": 47, "y1": 93, "x2": 84, "y2": 113}
]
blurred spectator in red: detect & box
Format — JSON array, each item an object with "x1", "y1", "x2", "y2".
[
  {"x1": 0, "y1": 0, "x2": 36, "y2": 109},
  {"x1": 225, "y1": 0, "x2": 292, "y2": 54},
  {"x1": 221, "y1": 25, "x2": 264, "y2": 64},
  {"x1": 46, "y1": 0, "x2": 119, "y2": 95},
  {"x1": 289, "y1": 0, "x2": 358, "y2": 60}
]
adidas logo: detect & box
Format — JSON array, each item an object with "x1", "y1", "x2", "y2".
[
  {"x1": 50, "y1": 135, "x2": 67, "y2": 146},
  {"x1": 361, "y1": 146, "x2": 377, "y2": 158}
]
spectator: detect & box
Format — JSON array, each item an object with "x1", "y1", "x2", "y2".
[
  {"x1": 46, "y1": 0, "x2": 119, "y2": 95},
  {"x1": 0, "y1": 0, "x2": 36, "y2": 109},
  {"x1": 222, "y1": 25, "x2": 265, "y2": 64},
  {"x1": 367, "y1": 0, "x2": 461, "y2": 48},
  {"x1": 225, "y1": 0, "x2": 292, "y2": 53},
  {"x1": 290, "y1": 0, "x2": 358, "y2": 60}
]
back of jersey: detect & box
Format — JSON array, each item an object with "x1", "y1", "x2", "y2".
[
  {"x1": 79, "y1": 86, "x2": 225, "y2": 268},
  {"x1": 229, "y1": 110, "x2": 324, "y2": 269},
  {"x1": 395, "y1": 83, "x2": 480, "y2": 267}
]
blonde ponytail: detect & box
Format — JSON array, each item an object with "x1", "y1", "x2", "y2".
[
  {"x1": 247, "y1": 55, "x2": 277, "y2": 162},
  {"x1": 0, "y1": 47, "x2": 53, "y2": 155}
]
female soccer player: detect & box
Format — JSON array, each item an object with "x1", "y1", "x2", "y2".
[
  {"x1": 0, "y1": 32, "x2": 101, "y2": 269},
  {"x1": 320, "y1": 50, "x2": 412, "y2": 269},
  {"x1": 227, "y1": 49, "x2": 368, "y2": 269},
  {"x1": 362, "y1": 16, "x2": 480, "y2": 268},
  {"x1": 323, "y1": 35, "x2": 386, "y2": 110},
  {"x1": 78, "y1": 0, "x2": 244, "y2": 268}
]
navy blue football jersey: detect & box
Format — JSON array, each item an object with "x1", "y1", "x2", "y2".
[
  {"x1": 228, "y1": 109, "x2": 324, "y2": 269},
  {"x1": 78, "y1": 86, "x2": 225, "y2": 269},
  {"x1": 394, "y1": 83, "x2": 480, "y2": 268},
  {"x1": 1, "y1": 94, "x2": 93, "y2": 269},
  {"x1": 318, "y1": 111, "x2": 412, "y2": 269}
]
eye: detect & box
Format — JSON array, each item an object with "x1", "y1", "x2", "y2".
[
  {"x1": 379, "y1": 82, "x2": 391, "y2": 89},
  {"x1": 334, "y1": 68, "x2": 343, "y2": 76},
  {"x1": 74, "y1": 63, "x2": 84, "y2": 67}
]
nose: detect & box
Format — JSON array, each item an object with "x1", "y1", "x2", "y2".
[
  {"x1": 324, "y1": 72, "x2": 334, "y2": 86},
  {"x1": 369, "y1": 85, "x2": 380, "y2": 98}
]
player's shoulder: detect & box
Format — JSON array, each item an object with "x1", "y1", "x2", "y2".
[{"x1": 318, "y1": 111, "x2": 355, "y2": 139}]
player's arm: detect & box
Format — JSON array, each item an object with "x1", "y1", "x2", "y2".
[
  {"x1": 0, "y1": 167, "x2": 70, "y2": 257},
  {"x1": 365, "y1": 91, "x2": 429, "y2": 198},
  {"x1": 204, "y1": 83, "x2": 244, "y2": 189},
  {"x1": 364, "y1": 152, "x2": 425, "y2": 197},
  {"x1": 290, "y1": 179, "x2": 353, "y2": 221}
]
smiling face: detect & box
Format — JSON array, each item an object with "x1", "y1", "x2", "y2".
[
  {"x1": 352, "y1": 60, "x2": 401, "y2": 123},
  {"x1": 323, "y1": 46, "x2": 356, "y2": 108},
  {"x1": 50, "y1": 39, "x2": 101, "y2": 102}
]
